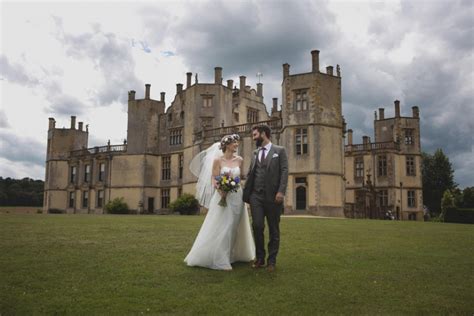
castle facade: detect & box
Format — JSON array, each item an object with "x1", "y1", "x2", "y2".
[{"x1": 43, "y1": 50, "x2": 423, "y2": 220}]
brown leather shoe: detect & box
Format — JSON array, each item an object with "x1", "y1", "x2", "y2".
[
  {"x1": 267, "y1": 264, "x2": 275, "y2": 272},
  {"x1": 251, "y1": 260, "x2": 265, "y2": 269}
]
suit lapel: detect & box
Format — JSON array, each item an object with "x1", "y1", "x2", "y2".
[{"x1": 250, "y1": 149, "x2": 258, "y2": 171}]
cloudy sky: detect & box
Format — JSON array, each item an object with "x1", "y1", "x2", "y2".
[{"x1": 1, "y1": 0, "x2": 473, "y2": 187}]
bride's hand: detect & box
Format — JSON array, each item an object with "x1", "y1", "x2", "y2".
[{"x1": 218, "y1": 190, "x2": 227, "y2": 198}]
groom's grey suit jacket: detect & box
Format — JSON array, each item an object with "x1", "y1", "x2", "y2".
[{"x1": 243, "y1": 144, "x2": 289, "y2": 203}]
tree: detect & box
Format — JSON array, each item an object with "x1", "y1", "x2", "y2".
[
  {"x1": 0, "y1": 177, "x2": 44, "y2": 206},
  {"x1": 462, "y1": 187, "x2": 474, "y2": 208},
  {"x1": 422, "y1": 149, "x2": 456, "y2": 216},
  {"x1": 440, "y1": 190, "x2": 455, "y2": 221}
]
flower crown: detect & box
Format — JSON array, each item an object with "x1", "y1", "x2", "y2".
[{"x1": 219, "y1": 134, "x2": 240, "y2": 150}]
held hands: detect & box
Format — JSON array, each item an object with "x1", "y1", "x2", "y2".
[{"x1": 275, "y1": 192, "x2": 284, "y2": 204}]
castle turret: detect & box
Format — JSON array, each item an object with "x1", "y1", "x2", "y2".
[{"x1": 126, "y1": 84, "x2": 165, "y2": 154}]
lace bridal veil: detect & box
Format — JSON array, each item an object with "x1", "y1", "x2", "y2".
[{"x1": 189, "y1": 142, "x2": 223, "y2": 209}]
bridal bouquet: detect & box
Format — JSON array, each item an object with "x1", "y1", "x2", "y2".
[{"x1": 215, "y1": 172, "x2": 241, "y2": 207}]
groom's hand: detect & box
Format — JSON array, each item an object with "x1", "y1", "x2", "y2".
[{"x1": 275, "y1": 192, "x2": 284, "y2": 204}]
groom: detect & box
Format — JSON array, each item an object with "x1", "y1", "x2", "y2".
[{"x1": 243, "y1": 124, "x2": 288, "y2": 272}]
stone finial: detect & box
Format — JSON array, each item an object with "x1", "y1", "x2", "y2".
[
  {"x1": 336, "y1": 64, "x2": 341, "y2": 77},
  {"x1": 145, "y1": 84, "x2": 151, "y2": 99},
  {"x1": 257, "y1": 83, "x2": 263, "y2": 97},
  {"x1": 214, "y1": 67, "x2": 222, "y2": 84},
  {"x1": 48, "y1": 117, "x2": 56, "y2": 130},
  {"x1": 239, "y1": 76, "x2": 246, "y2": 91},
  {"x1": 326, "y1": 66, "x2": 334, "y2": 76},
  {"x1": 412, "y1": 106, "x2": 420, "y2": 118},
  {"x1": 128, "y1": 90, "x2": 136, "y2": 101},
  {"x1": 311, "y1": 50, "x2": 320, "y2": 72},
  {"x1": 70, "y1": 116, "x2": 76, "y2": 130},
  {"x1": 186, "y1": 72, "x2": 192, "y2": 88},
  {"x1": 283, "y1": 63, "x2": 290, "y2": 78},
  {"x1": 394, "y1": 100, "x2": 400, "y2": 117}
]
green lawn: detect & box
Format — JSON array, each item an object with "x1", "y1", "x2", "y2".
[{"x1": 0, "y1": 214, "x2": 472, "y2": 315}]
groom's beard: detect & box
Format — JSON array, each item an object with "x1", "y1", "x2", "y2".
[{"x1": 255, "y1": 137, "x2": 263, "y2": 147}]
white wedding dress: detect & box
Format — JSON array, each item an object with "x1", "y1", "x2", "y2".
[{"x1": 184, "y1": 166, "x2": 255, "y2": 270}]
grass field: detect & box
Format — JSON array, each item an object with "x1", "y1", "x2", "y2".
[{"x1": 0, "y1": 214, "x2": 473, "y2": 315}]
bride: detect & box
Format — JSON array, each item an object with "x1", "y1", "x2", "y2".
[{"x1": 184, "y1": 134, "x2": 255, "y2": 270}]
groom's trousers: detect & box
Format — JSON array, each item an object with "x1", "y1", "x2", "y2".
[{"x1": 249, "y1": 191, "x2": 282, "y2": 265}]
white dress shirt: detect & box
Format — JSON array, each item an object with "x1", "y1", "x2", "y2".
[{"x1": 259, "y1": 142, "x2": 272, "y2": 162}]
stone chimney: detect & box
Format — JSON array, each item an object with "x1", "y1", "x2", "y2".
[
  {"x1": 394, "y1": 100, "x2": 400, "y2": 117},
  {"x1": 257, "y1": 83, "x2": 263, "y2": 97},
  {"x1": 239, "y1": 76, "x2": 246, "y2": 91},
  {"x1": 70, "y1": 116, "x2": 76, "y2": 130},
  {"x1": 326, "y1": 66, "x2": 333, "y2": 76},
  {"x1": 227, "y1": 79, "x2": 233, "y2": 89},
  {"x1": 176, "y1": 83, "x2": 183, "y2": 94},
  {"x1": 48, "y1": 117, "x2": 56, "y2": 130},
  {"x1": 379, "y1": 108, "x2": 385, "y2": 120},
  {"x1": 160, "y1": 92, "x2": 165, "y2": 102},
  {"x1": 145, "y1": 84, "x2": 151, "y2": 99},
  {"x1": 311, "y1": 50, "x2": 320, "y2": 72},
  {"x1": 78, "y1": 122, "x2": 83, "y2": 131},
  {"x1": 186, "y1": 72, "x2": 192, "y2": 88},
  {"x1": 283, "y1": 63, "x2": 290, "y2": 79},
  {"x1": 363, "y1": 135, "x2": 370, "y2": 144},
  {"x1": 412, "y1": 106, "x2": 419, "y2": 118},
  {"x1": 347, "y1": 129, "x2": 353, "y2": 145},
  {"x1": 128, "y1": 90, "x2": 136, "y2": 101},
  {"x1": 215, "y1": 67, "x2": 222, "y2": 84},
  {"x1": 272, "y1": 98, "x2": 278, "y2": 112}
]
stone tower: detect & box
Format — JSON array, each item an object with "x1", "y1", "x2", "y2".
[
  {"x1": 126, "y1": 84, "x2": 165, "y2": 154},
  {"x1": 44, "y1": 116, "x2": 88, "y2": 211},
  {"x1": 279, "y1": 50, "x2": 345, "y2": 216}
]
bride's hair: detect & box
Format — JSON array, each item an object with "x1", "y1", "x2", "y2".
[{"x1": 219, "y1": 134, "x2": 240, "y2": 153}]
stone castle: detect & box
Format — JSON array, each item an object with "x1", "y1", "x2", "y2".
[{"x1": 43, "y1": 49, "x2": 424, "y2": 220}]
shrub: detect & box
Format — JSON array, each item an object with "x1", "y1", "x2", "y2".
[
  {"x1": 48, "y1": 208, "x2": 64, "y2": 214},
  {"x1": 105, "y1": 197, "x2": 129, "y2": 214},
  {"x1": 444, "y1": 208, "x2": 474, "y2": 224},
  {"x1": 169, "y1": 193, "x2": 199, "y2": 215}
]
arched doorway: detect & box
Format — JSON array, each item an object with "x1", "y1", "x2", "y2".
[{"x1": 296, "y1": 186, "x2": 307, "y2": 210}]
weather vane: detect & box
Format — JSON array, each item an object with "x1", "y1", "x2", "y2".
[{"x1": 256, "y1": 72, "x2": 263, "y2": 83}]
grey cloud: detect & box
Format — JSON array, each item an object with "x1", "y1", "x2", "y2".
[
  {"x1": 0, "y1": 110, "x2": 10, "y2": 128},
  {"x1": 400, "y1": 0, "x2": 474, "y2": 52},
  {"x1": 53, "y1": 17, "x2": 143, "y2": 106},
  {"x1": 0, "y1": 130, "x2": 45, "y2": 166},
  {"x1": 0, "y1": 55, "x2": 40, "y2": 86},
  {"x1": 45, "y1": 94, "x2": 88, "y2": 116},
  {"x1": 165, "y1": 1, "x2": 338, "y2": 81},
  {"x1": 153, "y1": 0, "x2": 472, "y2": 186}
]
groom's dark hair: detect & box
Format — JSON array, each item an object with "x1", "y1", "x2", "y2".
[{"x1": 252, "y1": 124, "x2": 272, "y2": 139}]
